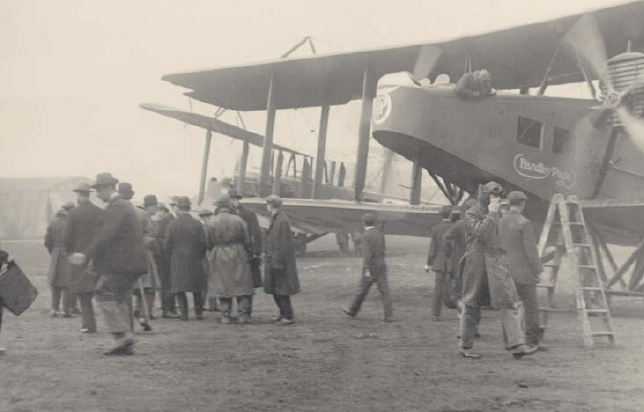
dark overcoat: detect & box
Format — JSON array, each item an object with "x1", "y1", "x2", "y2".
[
  {"x1": 63, "y1": 199, "x2": 104, "y2": 294},
  {"x1": 362, "y1": 226, "x2": 386, "y2": 275},
  {"x1": 499, "y1": 210, "x2": 543, "y2": 285},
  {"x1": 45, "y1": 213, "x2": 70, "y2": 288},
  {"x1": 263, "y1": 211, "x2": 300, "y2": 296},
  {"x1": 164, "y1": 213, "x2": 207, "y2": 294},
  {"x1": 426, "y1": 219, "x2": 454, "y2": 273},
  {"x1": 236, "y1": 205, "x2": 263, "y2": 287},
  {"x1": 208, "y1": 208, "x2": 253, "y2": 297},
  {"x1": 83, "y1": 195, "x2": 147, "y2": 277}
]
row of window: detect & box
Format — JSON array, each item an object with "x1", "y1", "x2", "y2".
[{"x1": 516, "y1": 116, "x2": 575, "y2": 154}]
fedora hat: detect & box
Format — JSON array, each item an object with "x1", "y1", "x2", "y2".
[
  {"x1": 91, "y1": 172, "x2": 119, "y2": 188},
  {"x1": 143, "y1": 194, "x2": 158, "y2": 207},
  {"x1": 118, "y1": 182, "x2": 135, "y2": 199}
]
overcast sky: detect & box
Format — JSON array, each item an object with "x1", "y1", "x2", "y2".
[{"x1": 0, "y1": 0, "x2": 625, "y2": 201}]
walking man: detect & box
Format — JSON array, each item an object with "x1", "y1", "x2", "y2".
[
  {"x1": 70, "y1": 173, "x2": 147, "y2": 356},
  {"x1": 499, "y1": 191, "x2": 545, "y2": 351},
  {"x1": 459, "y1": 181, "x2": 537, "y2": 359},
  {"x1": 164, "y1": 196, "x2": 207, "y2": 321},
  {"x1": 208, "y1": 196, "x2": 254, "y2": 324},
  {"x1": 45, "y1": 201, "x2": 75, "y2": 317},
  {"x1": 63, "y1": 182, "x2": 104, "y2": 333},
  {"x1": 264, "y1": 195, "x2": 300, "y2": 325},
  {"x1": 424, "y1": 205, "x2": 455, "y2": 321},
  {"x1": 342, "y1": 213, "x2": 393, "y2": 322}
]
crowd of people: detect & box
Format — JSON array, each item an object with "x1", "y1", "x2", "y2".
[
  {"x1": 1, "y1": 174, "x2": 544, "y2": 361},
  {"x1": 40, "y1": 172, "x2": 301, "y2": 356}
]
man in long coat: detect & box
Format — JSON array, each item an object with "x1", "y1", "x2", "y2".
[
  {"x1": 499, "y1": 191, "x2": 545, "y2": 350},
  {"x1": 342, "y1": 213, "x2": 393, "y2": 322},
  {"x1": 134, "y1": 194, "x2": 160, "y2": 324},
  {"x1": 63, "y1": 182, "x2": 104, "y2": 333},
  {"x1": 459, "y1": 181, "x2": 537, "y2": 359},
  {"x1": 164, "y1": 196, "x2": 207, "y2": 321},
  {"x1": 45, "y1": 202, "x2": 75, "y2": 317},
  {"x1": 155, "y1": 203, "x2": 178, "y2": 318},
  {"x1": 230, "y1": 190, "x2": 262, "y2": 289},
  {"x1": 72, "y1": 172, "x2": 147, "y2": 356},
  {"x1": 263, "y1": 195, "x2": 300, "y2": 325},
  {"x1": 208, "y1": 196, "x2": 253, "y2": 324},
  {"x1": 424, "y1": 205, "x2": 455, "y2": 321}
]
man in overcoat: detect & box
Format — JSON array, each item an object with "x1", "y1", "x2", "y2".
[
  {"x1": 499, "y1": 191, "x2": 545, "y2": 350},
  {"x1": 63, "y1": 182, "x2": 104, "y2": 333},
  {"x1": 459, "y1": 181, "x2": 537, "y2": 359},
  {"x1": 208, "y1": 196, "x2": 254, "y2": 324},
  {"x1": 230, "y1": 190, "x2": 262, "y2": 290},
  {"x1": 71, "y1": 172, "x2": 147, "y2": 356},
  {"x1": 45, "y1": 201, "x2": 75, "y2": 317},
  {"x1": 342, "y1": 213, "x2": 393, "y2": 322},
  {"x1": 424, "y1": 205, "x2": 455, "y2": 321},
  {"x1": 164, "y1": 196, "x2": 207, "y2": 320},
  {"x1": 263, "y1": 195, "x2": 300, "y2": 325},
  {"x1": 155, "y1": 203, "x2": 178, "y2": 318},
  {"x1": 134, "y1": 194, "x2": 159, "y2": 325},
  {"x1": 198, "y1": 208, "x2": 218, "y2": 312}
]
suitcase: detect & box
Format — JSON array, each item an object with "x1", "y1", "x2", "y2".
[{"x1": 0, "y1": 263, "x2": 38, "y2": 316}]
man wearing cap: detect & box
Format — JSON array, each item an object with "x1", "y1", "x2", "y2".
[
  {"x1": 500, "y1": 191, "x2": 545, "y2": 350},
  {"x1": 230, "y1": 190, "x2": 263, "y2": 290},
  {"x1": 455, "y1": 69, "x2": 496, "y2": 98},
  {"x1": 155, "y1": 202, "x2": 178, "y2": 318},
  {"x1": 342, "y1": 213, "x2": 392, "y2": 322},
  {"x1": 164, "y1": 196, "x2": 207, "y2": 320},
  {"x1": 70, "y1": 173, "x2": 147, "y2": 355},
  {"x1": 208, "y1": 196, "x2": 253, "y2": 324},
  {"x1": 424, "y1": 205, "x2": 456, "y2": 321},
  {"x1": 459, "y1": 181, "x2": 536, "y2": 359},
  {"x1": 264, "y1": 195, "x2": 300, "y2": 325},
  {"x1": 63, "y1": 182, "x2": 104, "y2": 333},
  {"x1": 45, "y1": 201, "x2": 75, "y2": 317},
  {"x1": 198, "y1": 208, "x2": 218, "y2": 312}
]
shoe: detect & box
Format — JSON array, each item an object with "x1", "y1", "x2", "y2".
[
  {"x1": 474, "y1": 332, "x2": 482, "y2": 339},
  {"x1": 536, "y1": 343, "x2": 549, "y2": 352},
  {"x1": 162, "y1": 312, "x2": 181, "y2": 319},
  {"x1": 512, "y1": 344, "x2": 539, "y2": 360},
  {"x1": 431, "y1": 315, "x2": 440, "y2": 322},
  {"x1": 50, "y1": 310, "x2": 59, "y2": 318},
  {"x1": 341, "y1": 307, "x2": 355, "y2": 318},
  {"x1": 221, "y1": 316, "x2": 236, "y2": 324},
  {"x1": 139, "y1": 319, "x2": 152, "y2": 331},
  {"x1": 105, "y1": 337, "x2": 134, "y2": 356},
  {"x1": 149, "y1": 314, "x2": 157, "y2": 320},
  {"x1": 237, "y1": 315, "x2": 252, "y2": 324},
  {"x1": 195, "y1": 313, "x2": 204, "y2": 321},
  {"x1": 384, "y1": 317, "x2": 394, "y2": 323},
  {"x1": 104, "y1": 345, "x2": 134, "y2": 356},
  {"x1": 80, "y1": 328, "x2": 96, "y2": 334},
  {"x1": 272, "y1": 315, "x2": 282, "y2": 323},
  {"x1": 71, "y1": 308, "x2": 81, "y2": 315},
  {"x1": 459, "y1": 348, "x2": 482, "y2": 359},
  {"x1": 278, "y1": 318, "x2": 295, "y2": 325}
]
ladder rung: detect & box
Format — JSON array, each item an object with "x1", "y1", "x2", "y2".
[
  {"x1": 582, "y1": 287, "x2": 603, "y2": 291},
  {"x1": 537, "y1": 282, "x2": 555, "y2": 289},
  {"x1": 585, "y1": 308, "x2": 608, "y2": 314},
  {"x1": 578, "y1": 265, "x2": 598, "y2": 271},
  {"x1": 573, "y1": 243, "x2": 592, "y2": 248},
  {"x1": 542, "y1": 263, "x2": 558, "y2": 268},
  {"x1": 538, "y1": 306, "x2": 574, "y2": 312},
  {"x1": 569, "y1": 222, "x2": 585, "y2": 226},
  {"x1": 605, "y1": 290, "x2": 644, "y2": 297},
  {"x1": 590, "y1": 331, "x2": 614, "y2": 337}
]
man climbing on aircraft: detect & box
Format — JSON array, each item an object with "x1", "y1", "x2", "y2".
[
  {"x1": 455, "y1": 69, "x2": 496, "y2": 98},
  {"x1": 459, "y1": 181, "x2": 537, "y2": 359}
]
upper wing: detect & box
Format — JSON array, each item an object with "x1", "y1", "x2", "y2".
[
  {"x1": 139, "y1": 103, "x2": 305, "y2": 155},
  {"x1": 162, "y1": 1, "x2": 644, "y2": 111},
  {"x1": 578, "y1": 198, "x2": 644, "y2": 246},
  {"x1": 240, "y1": 198, "x2": 442, "y2": 237}
]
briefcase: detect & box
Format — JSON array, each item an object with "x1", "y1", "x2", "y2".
[{"x1": 0, "y1": 263, "x2": 38, "y2": 316}]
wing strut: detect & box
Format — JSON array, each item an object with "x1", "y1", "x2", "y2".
[
  {"x1": 409, "y1": 153, "x2": 422, "y2": 205},
  {"x1": 259, "y1": 74, "x2": 277, "y2": 197},
  {"x1": 312, "y1": 104, "x2": 330, "y2": 199},
  {"x1": 198, "y1": 129, "x2": 213, "y2": 205},
  {"x1": 354, "y1": 66, "x2": 377, "y2": 201}
]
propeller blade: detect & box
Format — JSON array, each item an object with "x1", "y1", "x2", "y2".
[
  {"x1": 563, "y1": 13, "x2": 613, "y2": 91},
  {"x1": 412, "y1": 45, "x2": 441, "y2": 82},
  {"x1": 616, "y1": 107, "x2": 644, "y2": 153}
]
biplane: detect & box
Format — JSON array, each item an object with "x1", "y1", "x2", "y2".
[{"x1": 145, "y1": 1, "x2": 644, "y2": 294}]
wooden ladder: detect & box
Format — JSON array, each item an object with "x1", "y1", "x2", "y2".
[{"x1": 537, "y1": 194, "x2": 616, "y2": 348}]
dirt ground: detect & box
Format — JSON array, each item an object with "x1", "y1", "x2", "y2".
[{"x1": 1, "y1": 237, "x2": 643, "y2": 412}]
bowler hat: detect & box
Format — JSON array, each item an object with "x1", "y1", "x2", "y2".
[
  {"x1": 73, "y1": 182, "x2": 93, "y2": 193},
  {"x1": 169, "y1": 196, "x2": 178, "y2": 206},
  {"x1": 228, "y1": 189, "x2": 243, "y2": 199},
  {"x1": 198, "y1": 208, "x2": 213, "y2": 217},
  {"x1": 143, "y1": 194, "x2": 158, "y2": 207},
  {"x1": 507, "y1": 190, "x2": 528, "y2": 203},
  {"x1": 265, "y1": 194, "x2": 282, "y2": 207},
  {"x1": 213, "y1": 196, "x2": 231, "y2": 208},
  {"x1": 176, "y1": 196, "x2": 191, "y2": 209},
  {"x1": 91, "y1": 172, "x2": 119, "y2": 188},
  {"x1": 118, "y1": 182, "x2": 135, "y2": 199},
  {"x1": 62, "y1": 201, "x2": 75, "y2": 211}
]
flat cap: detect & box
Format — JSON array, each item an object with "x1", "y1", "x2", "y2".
[
  {"x1": 176, "y1": 196, "x2": 191, "y2": 208},
  {"x1": 72, "y1": 182, "x2": 92, "y2": 193},
  {"x1": 507, "y1": 191, "x2": 528, "y2": 202},
  {"x1": 362, "y1": 213, "x2": 375, "y2": 223},
  {"x1": 481, "y1": 181, "x2": 503, "y2": 196},
  {"x1": 213, "y1": 196, "x2": 231, "y2": 208},
  {"x1": 198, "y1": 208, "x2": 214, "y2": 217},
  {"x1": 265, "y1": 194, "x2": 282, "y2": 207}
]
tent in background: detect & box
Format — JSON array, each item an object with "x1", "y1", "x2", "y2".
[{"x1": 0, "y1": 177, "x2": 93, "y2": 240}]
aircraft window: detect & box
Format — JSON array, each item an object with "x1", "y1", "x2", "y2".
[
  {"x1": 552, "y1": 126, "x2": 576, "y2": 154},
  {"x1": 516, "y1": 116, "x2": 542, "y2": 149}
]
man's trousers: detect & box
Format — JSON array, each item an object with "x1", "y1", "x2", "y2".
[
  {"x1": 432, "y1": 271, "x2": 450, "y2": 317},
  {"x1": 272, "y1": 295, "x2": 294, "y2": 320},
  {"x1": 516, "y1": 283, "x2": 540, "y2": 346},
  {"x1": 219, "y1": 295, "x2": 252, "y2": 317},
  {"x1": 51, "y1": 287, "x2": 72, "y2": 314},
  {"x1": 78, "y1": 292, "x2": 97, "y2": 332},
  {"x1": 348, "y1": 270, "x2": 393, "y2": 320},
  {"x1": 96, "y1": 274, "x2": 139, "y2": 334}
]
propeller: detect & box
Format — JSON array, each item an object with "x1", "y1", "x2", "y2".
[
  {"x1": 412, "y1": 44, "x2": 442, "y2": 83},
  {"x1": 565, "y1": 13, "x2": 644, "y2": 154}
]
